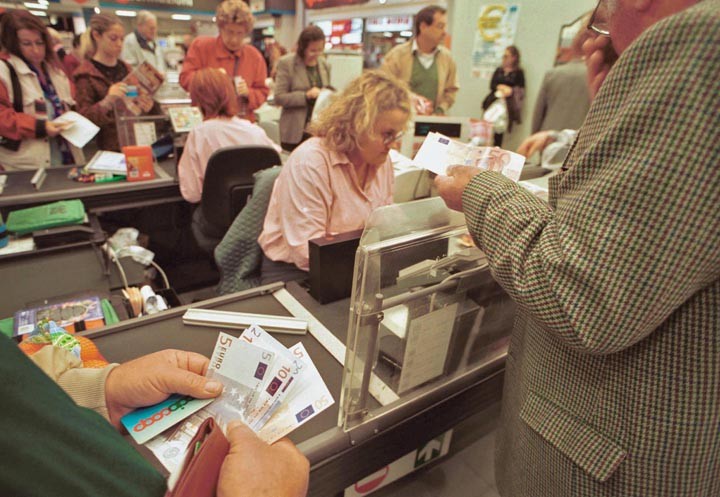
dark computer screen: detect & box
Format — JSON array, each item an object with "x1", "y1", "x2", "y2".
[{"x1": 414, "y1": 122, "x2": 463, "y2": 138}]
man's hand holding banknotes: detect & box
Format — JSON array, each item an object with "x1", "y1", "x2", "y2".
[{"x1": 106, "y1": 348, "x2": 309, "y2": 497}]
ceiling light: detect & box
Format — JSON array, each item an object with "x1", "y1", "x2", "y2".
[
  {"x1": 29, "y1": 10, "x2": 47, "y2": 16},
  {"x1": 94, "y1": 7, "x2": 100, "y2": 13},
  {"x1": 115, "y1": 10, "x2": 137, "y2": 17},
  {"x1": 172, "y1": 14, "x2": 192, "y2": 21},
  {"x1": 25, "y1": 3, "x2": 48, "y2": 9}
]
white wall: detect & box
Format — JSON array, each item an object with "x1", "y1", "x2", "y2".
[{"x1": 447, "y1": 0, "x2": 595, "y2": 151}]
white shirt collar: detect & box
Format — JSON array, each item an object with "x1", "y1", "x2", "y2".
[{"x1": 412, "y1": 39, "x2": 439, "y2": 57}]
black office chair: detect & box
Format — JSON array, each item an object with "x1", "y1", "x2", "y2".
[{"x1": 191, "y1": 145, "x2": 281, "y2": 254}]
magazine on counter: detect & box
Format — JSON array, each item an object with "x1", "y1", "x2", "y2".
[{"x1": 14, "y1": 294, "x2": 105, "y2": 337}]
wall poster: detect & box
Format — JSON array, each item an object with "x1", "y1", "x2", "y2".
[{"x1": 471, "y1": 3, "x2": 521, "y2": 79}]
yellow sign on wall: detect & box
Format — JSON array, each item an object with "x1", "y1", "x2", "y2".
[{"x1": 477, "y1": 5, "x2": 507, "y2": 42}]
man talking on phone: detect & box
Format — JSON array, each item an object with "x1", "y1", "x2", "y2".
[{"x1": 434, "y1": 1, "x2": 719, "y2": 496}]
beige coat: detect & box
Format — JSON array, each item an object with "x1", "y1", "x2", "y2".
[
  {"x1": 0, "y1": 54, "x2": 84, "y2": 170},
  {"x1": 381, "y1": 40, "x2": 459, "y2": 112},
  {"x1": 273, "y1": 54, "x2": 330, "y2": 145}
]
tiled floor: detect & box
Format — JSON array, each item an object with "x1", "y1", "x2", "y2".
[{"x1": 371, "y1": 403, "x2": 502, "y2": 497}]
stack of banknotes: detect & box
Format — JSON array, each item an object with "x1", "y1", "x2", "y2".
[{"x1": 121, "y1": 324, "x2": 334, "y2": 474}]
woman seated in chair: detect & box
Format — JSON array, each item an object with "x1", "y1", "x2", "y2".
[
  {"x1": 178, "y1": 67, "x2": 280, "y2": 203},
  {"x1": 258, "y1": 70, "x2": 411, "y2": 284}
]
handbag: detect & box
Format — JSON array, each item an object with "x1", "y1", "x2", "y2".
[
  {"x1": 482, "y1": 98, "x2": 509, "y2": 134},
  {"x1": 0, "y1": 59, "x2": 23, "y2": 152},
  {"x1": 167, "y1": 417, "x2": 230, "y2": 497}
]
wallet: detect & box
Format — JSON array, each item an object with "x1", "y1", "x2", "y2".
[{"x1": 168, "y1": 417, "x2": 230, "y2": 497}]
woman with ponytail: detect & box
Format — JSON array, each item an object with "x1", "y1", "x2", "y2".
[{"x1": 74, "y1": 14, "x2": 152, "y2": 151}]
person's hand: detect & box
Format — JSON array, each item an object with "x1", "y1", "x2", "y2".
[
  {"x1": 218, "y1": 421, "x2": 309, "y2": 497},
  {"x1": 411, "y1": 93, "x2": 434, "y2": 115},
  {"x1": 583, "y1": 35, "x2": 618, "y2": 100},
  {"x1": 517, "y1": 130, "x2": 556, "y2": 158},
  {"x1": 235, "y1": 78, "x2": 249, "y2": 97},
  {"x1": 106, "y1": 82, "x2": 128, "y2": 102},
  {"x1": 434, "y1": 165, "x2": 482, "y2": 212},
  {"x1": 104, "y1": 349, "x2": 223, "y2": 430},
  {"x1": 45, "y1": 120, "x2": 73, "y2": 137},
  {"x1": 137, "y1": 93, "x2": 155, "y2": 113},
  {"x1": 305, "y1": 87, "x2": 321, "y2": 100},
  {"x1": 497, "y1": 84, "x2": 513, "y2": 97}
]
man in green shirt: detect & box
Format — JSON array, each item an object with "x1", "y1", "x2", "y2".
[{"x1": 381, "y1": 5, "x2": 459, "y2": 115}]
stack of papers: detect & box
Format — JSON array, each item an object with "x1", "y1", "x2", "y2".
[
  {"x1": 412, "y1": 132, "x2": 526, "y2": 182},
  {"x1": 86, "y1": 151, "x2": 127, "y2": 175},
  {"x1": 124, "y1": 325, "x2": 334, "y2": 475}
]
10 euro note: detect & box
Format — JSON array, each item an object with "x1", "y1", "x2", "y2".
[
  {"x1": 257, "y1": 342, "x2": 334, "y2": 443},
  {"x1": 239, "y1": 325, "x2": 305, "y2": 430}
]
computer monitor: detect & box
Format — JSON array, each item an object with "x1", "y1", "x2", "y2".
[{"x1": 400, "y1": 115, "x2": 471, "y2": 158}]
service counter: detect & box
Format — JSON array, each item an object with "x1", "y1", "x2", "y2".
[
  {"x1": 0, "y1": 161, "x2": 179, "y2": 216},
  {"x1": 84, "y1": 280, "x2": 509, "y2": 497}
]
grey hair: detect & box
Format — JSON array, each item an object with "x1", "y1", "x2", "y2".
[{"x1": 137, "y1": 10, "x2": 157, "y2": 26}]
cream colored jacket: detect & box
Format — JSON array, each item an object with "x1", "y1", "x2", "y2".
[
  {"x1": 0, "y1": 54, "x2": 84, "y2": 170},
  {"x1": 381, "y1": 40, "x2": 459, "y2": 112}
]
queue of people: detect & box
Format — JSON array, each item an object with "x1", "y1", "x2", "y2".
[{"x1": 1, "y1": 1, "x2": 718, "y2": 496}]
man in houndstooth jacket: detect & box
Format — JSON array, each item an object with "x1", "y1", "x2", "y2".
[{"x1": 435, "y1": 0, "x2": 719, "y2": 496}]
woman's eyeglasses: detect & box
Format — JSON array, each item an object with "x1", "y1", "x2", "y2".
[{"x1": 381, "y1": 130, "x2": 404, "y2": 146}]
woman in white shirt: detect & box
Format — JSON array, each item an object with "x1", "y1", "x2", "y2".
[{"x1": 178, "y1": 67, "x2": 280, "y2": 203}]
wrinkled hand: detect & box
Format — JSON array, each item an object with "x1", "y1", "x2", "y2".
[
  {"x1": 583, "y1": 35, "x2": 617, "y2": 99},
  {"x1": 104, "y1": 349, "x2": 222, "y2": 430},
  {"x1": 106, "y1": 82, "x2": 128, "y2": 102},
  {"x1": 305, "y1": 87, "x2": 321, "y2": 100},
  {"x1": 218, "y1": 421, "x2": 309, "y2": 497},
  {"x1": 517, "y1": 130, "x2": 555, "y2": 158},
  {"x1": 45, "y1": 120, "x2": 73, "y2": 137},
  {"x1": 434, "y1": 165, "x2": 482, "y2": 212}
]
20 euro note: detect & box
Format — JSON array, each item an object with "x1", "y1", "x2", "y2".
[
  {"x1": 257, "y1": 342, "x2": 334, "y2": 443},
  {"x1": 239, "y1": 325, "x2": 304, "y2": 430}
]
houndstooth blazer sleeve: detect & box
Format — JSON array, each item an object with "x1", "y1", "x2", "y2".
[{"x1": 461, "y1": 0, "x2": 720, "y2": 356}]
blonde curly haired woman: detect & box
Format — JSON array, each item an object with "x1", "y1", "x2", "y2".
[{"x1": 258, "y1": 70, "x2": 411, "y2": 284}]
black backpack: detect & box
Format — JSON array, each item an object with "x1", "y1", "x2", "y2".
[{"x1": 0, "y1": 59, "x2": 23, "y2": 152}]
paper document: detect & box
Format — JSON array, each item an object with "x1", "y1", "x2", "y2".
[
  {"x1": 413, "y1": 132, "x2": 526, "y2": 181},
  {"x1": 310, "y1": 88, "x2": 335, "y2": 122},
  {"x1": 86, "y1": 150, "x2": 127, "y2": 175},
  {"x1": 54, "y1": 111, "x2": 100, "y2": 148}
]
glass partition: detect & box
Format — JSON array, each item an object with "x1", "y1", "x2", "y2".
[{"x1": 340, "y1": 198, "x2": 515, "y2": 430}]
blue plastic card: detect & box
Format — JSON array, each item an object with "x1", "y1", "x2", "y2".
[{"x1": 121, "y1": 394, "x2": 213, "y2": 444}]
